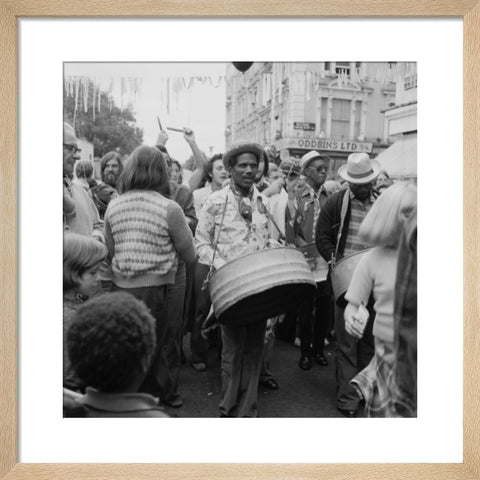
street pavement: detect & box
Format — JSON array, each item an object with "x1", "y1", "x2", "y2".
[{"x1": 164, "y1": 335, "x2": 365, "y2": 418}]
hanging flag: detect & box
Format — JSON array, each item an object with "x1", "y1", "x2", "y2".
[
  {"x1": 166, "y1": 78, "x2": 170, "y2": 115},
  {"x1": 160, "y1": 78, "x2": 165, "y2": 115},
  {"x1": 208, "y1": 76, "x2": 223, "y2": 88},
  {"x1": 182, "y1": 77, "x2": 195, "y2": 89},
  {"x1": 306, "y1": 71, "x2": 312, "y2": 101},
  {"x1": 92, "y1": 81, "x2": 96, "y2": 122},
  {"x1": 173, "y1": 77, "x2": 182, "y2": 112},
  {"x1": 120, "y1": 77, "x2": 125, "y2": 109},
  {"x1": 83, "y1": 78, "x2": 89, "y2": 113},
  {"x1": 73, "y1": 77, "x2": 80, "y2": 129}
]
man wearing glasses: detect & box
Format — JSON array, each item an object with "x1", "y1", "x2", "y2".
[
  {"x1": 285, "y1": 151, "x2": 332, "y2": 372},
  {"x1": 63, "y1": 122, "x2": 103, "y2": 241}
]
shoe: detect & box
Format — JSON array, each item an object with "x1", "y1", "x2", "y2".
[
  {"x1": 337, "y1": 407, "x2": 358, "y2": 418},
  {"x1": 192, "y1": 362, "x2": 206, "y2": 372},
  {"x1": 164, "y1": 395, "x2": 183, "y2": 408},
  {"x1": 298, "y1": 355, "x2": 313, "y2": 370},
  {"x1": 313, "y1": 353, "x2": 328, "y2": 366},
  {"x1": 260, "y1": 378, "x2": 280, "y2": 390}
]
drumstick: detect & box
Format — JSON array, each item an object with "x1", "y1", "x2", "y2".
[
  {"x1": 167, "y1": 126, "x2": 184, "y2": 133},
  {"x1": 156, "y1": 116, "x2": 163, "y2": 131}
]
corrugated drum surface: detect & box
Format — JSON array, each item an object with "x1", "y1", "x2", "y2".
[
  {"x1": 331, "y1": 249, "x2": 371, "y2": 300},
  {"x1": 210, "y1": 247, "x2": 316, "y2": 326}
]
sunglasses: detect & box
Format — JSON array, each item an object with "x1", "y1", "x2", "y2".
[
  {"x1": 309, "y1": 165, "x2": 328, "y2": 173},
  {"x1": 63, "y1": 144, "x2": 82, "y2": 154}
]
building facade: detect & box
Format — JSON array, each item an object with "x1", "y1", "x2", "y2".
[
  {"x1": 225, "y1": 62, "x2": 399, "y2": 175},
  {"x1": 377, "y1": 62, "x2": 417, "y2": 180}
]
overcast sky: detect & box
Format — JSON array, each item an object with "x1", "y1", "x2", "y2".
[{"x1": 64, "y1": 62, "x2": 228, "y2": 161}]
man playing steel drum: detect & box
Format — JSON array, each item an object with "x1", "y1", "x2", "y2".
[
  {"x1": 195, "y1": 140, "x2": 276, "y2": 417},
  {"x1": 315, "y1": 152, "x2": 380, "y2": 418}
]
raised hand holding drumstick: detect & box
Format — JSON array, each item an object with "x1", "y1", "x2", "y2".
[{"x1": 165, "y1": 126, "x2": 207, "y2": 191}]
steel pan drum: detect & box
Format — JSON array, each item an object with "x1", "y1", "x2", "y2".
[
  {"x1": 209, "y1": 247, "x2": 316, "y2": 326},
  {"x1": 330, "y1": 249, "x2": 371, "y2": 301}
]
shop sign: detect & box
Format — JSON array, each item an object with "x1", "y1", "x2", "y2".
[
  {"x1": 274, "y1": 137, "x2": 373, "y2": 153},
  {"x1": 294, "y1": 122, "x2": 316, "y2": 131}
]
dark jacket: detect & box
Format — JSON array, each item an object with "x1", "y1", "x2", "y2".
[
  {"x1": 170, "y1": 182, "x2": 198, "y2": 234},
  {"x1": 315, "y1": 189, "x2": 352, "y2": 263},
  {"x1": 286, "y1": 183, "x2": 329, "y2": 261}
]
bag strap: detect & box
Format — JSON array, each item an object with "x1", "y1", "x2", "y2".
[{"x1": 333, "y1": 189, "x2": 350, "y2": 264}]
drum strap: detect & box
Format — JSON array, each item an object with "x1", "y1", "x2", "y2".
[
  {"x1": 202, "y1": 193, "x2": 229, "y2": 291},
  {"x1": 257, "y1": 197, "x2": 286, "y2": 244},
  {"x1": 333, "y1": 189, "x2": 350, "y2": 264}
]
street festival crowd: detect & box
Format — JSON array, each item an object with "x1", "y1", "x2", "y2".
[{"x1": 63, "y1": 121, "x2": 417, "y2": 419}]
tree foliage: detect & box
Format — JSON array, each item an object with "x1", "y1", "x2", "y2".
[{"x1": 64, "y1": 81, "x2": 143, "y2": 158}]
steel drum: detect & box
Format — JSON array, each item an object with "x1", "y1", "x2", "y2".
[
  {"x1": 209, "y1": 247, "x2": 316, "y2": 326},
  {"x1": 308, "y1": 255, "x2": 329, "y2": 283},
  {"x1": 330, "y1": 249, "x2": 371, "y2": 301}
]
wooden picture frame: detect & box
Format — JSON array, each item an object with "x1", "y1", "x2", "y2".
[{"x1": 0, "y1": 1, "x2": 478, "y2": 478}]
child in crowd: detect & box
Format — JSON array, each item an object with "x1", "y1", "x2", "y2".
[
  {"x1": 64, "y1": 292, "x2": 169, "y2": 417},
  {"x1": 343, "y1": 183, "x2": 417, "y2": 417},
  {"x1": 63, "y1": 233, "x2": 107, "y2": 391}
]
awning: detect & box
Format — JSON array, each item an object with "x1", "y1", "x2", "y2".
[{"x1": 375, "y1": 133, "x2": 417, "y2": 179}]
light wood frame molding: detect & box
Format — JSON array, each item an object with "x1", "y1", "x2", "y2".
[{"x1": 1, "y1": 1, "x2": 478, "y2": 478}]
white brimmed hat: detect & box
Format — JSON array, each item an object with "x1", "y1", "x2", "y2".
[
  {"x1": 338, "y1": 153, "x2": 381, "y2": 184},
  {"x1": 300, "y1": 150, "x2": 325, "y2": 173}
]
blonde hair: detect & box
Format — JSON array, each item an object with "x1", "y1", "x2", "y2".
[
  {"x1": 63, "y1": 233, "x2": 108, "y2": 291},
  {"x1": 359, "y1": 182, "x2": 417, "y2": 248}
]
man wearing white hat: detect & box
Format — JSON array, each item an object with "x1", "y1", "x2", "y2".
[
  {"x1": 315, "y1": 152, "x2": 380, "y2": 417},
  {"x1": 285, "y1": 150, "x2": 331, "y2": 371},
  {"x1": 63, "y1": 122, "x2": 103, "y2": 241}
]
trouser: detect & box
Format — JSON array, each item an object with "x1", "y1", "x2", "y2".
[
  {"x1": 334, "y1": 296, "x2": 375, "y2": 411},
  {"x1": 298, "y1": 281, "x2": 331, "y2": 357},
  {"x1": 274, "y1": 304, "x2": 297, "y2": 343},
  {"x1": 112, "y1": 284, "x2": 170, "y2": 400},
  {"x1": 259, "y1": 316, "x2": 281, "y2": 383},
  {"x1": 182, "y1": 261, "x2": 195, "y2": 335},
  {"x1": 164, "y1": 261, "x2": 186, "y2": 401},
  {"x1": 190, "y1": 262, "x2": 210, "y2": 364},
  {"x1": 219, "y1": 319, "x2": 267, "y2": 417}
]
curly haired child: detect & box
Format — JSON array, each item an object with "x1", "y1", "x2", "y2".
[{"x1": 65, "y1": 292, "x2": 169, "y2": 417}]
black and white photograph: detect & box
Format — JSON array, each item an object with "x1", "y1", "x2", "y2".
[{"x1": 62, "y1": 61, "x2": 417, "y2": 419}]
